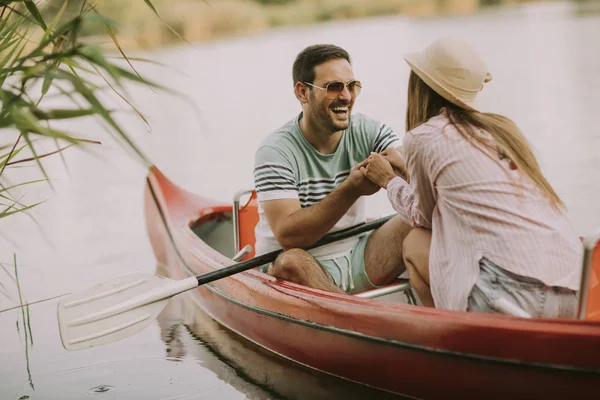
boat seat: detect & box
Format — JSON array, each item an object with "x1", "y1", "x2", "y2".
[
  {"x1": 581, "y1": 233, "x2": 600, "y2": 320},
  {"x1": 232, "y1": 186, "x2": 259, "y2": 261},
  {"x1": 356, "y1": 278, "x2": 418, "y2": 304}
]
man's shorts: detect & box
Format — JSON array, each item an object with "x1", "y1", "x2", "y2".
[
  {"x1": 260, "y1": 233, "x2": 381, "y2": 294},
  {"x1": 318, "y1": 233, "x2": 381, "y2": 294}
]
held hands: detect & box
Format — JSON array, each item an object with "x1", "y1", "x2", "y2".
[
  {"x1": 357, "y1": 148, "x2": 409, "y2": 189},
  {"x1": 348, "y1": 148, "x2": 409, "y2": 194},
  {"x1": 348, "y1": 163, "x2": 381, "y2": 197},
  {"x1": 359, "y1": 153, "x2": 397, "y2": 189},
  {"x1": 381, "y1": 147, "x2": 408, "y2": 179}
]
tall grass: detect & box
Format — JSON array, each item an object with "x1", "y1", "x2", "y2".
[
  {"x1": 0, "y1": 0, "x2": 165, "y2": 218},
  {"x1": 11, "y1": 254, "x2": 35, "y2": 389},
  {"x1": 0, "y1": 0, "x2": 174, "y2": 388}
]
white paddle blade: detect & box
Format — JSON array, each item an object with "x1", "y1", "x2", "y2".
[{"x1": 57, "y1": 273, "x2": 198, "y2": 351}]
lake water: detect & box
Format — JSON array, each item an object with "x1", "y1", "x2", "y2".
[{"x1": 1, "y1": 2, "x2": 600, "y2": 399}]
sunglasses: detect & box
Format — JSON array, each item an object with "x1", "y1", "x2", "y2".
[{"x1": 303, "y1": 80, "x2": 362, "y2": 99}]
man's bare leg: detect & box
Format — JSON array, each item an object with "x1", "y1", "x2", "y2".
[
  {"x1": 402, "y1": 228, "x2": 434, "y2": 306},
  {"x1": 363, "y1": 215, "x2": 412, "y2": 286},
  {"x1": 267, "y1": 249, "x2": 344, "y2": 293}
]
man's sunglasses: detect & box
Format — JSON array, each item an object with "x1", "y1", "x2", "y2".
[{"x1": 303, "y1": 80, "x2": 362, "y2": 99}]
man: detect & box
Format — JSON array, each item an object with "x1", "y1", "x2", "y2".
[{"x1": 253, "y1": 44, "x2": 412, "y2": 294}]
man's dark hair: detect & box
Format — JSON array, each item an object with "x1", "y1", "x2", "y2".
[{"x1": 292, "y1": 44, "x2": 351, "y2": 85}]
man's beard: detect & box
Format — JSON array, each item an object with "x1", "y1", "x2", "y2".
[{"x1": 311, "y1": 100, "x2": 351, "y2": 133}]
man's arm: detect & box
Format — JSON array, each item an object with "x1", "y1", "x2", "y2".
[{"x1": 263, "y1": 169, "x2": 378, "y2": 250}]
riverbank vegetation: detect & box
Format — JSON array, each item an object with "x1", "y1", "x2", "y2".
[
  {"x1": 0, "y1": 1, "x2": 164, "y2": 371},
  {"x1": 39, "y1": 0, "x2": 569, "y2": 50},
  {"x1": 1, "y1": 0, "x2": 160, "y2": 219}
]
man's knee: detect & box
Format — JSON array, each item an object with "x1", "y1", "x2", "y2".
[{"x1": 269, "y1": 249, "x2": 312, "y2": 281}]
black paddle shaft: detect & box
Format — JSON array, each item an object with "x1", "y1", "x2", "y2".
[{"x1": 196, "y1": 215, "x2": 394, "y2": 286}]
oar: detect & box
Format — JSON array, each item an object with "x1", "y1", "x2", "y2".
[{"x1": 57, "y1": 215, "x2": 394, "y2": 351}]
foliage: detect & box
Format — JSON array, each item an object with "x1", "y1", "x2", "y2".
[
  {"x1": 0, "y1": 2, "x2": 170, "y2": 386},
  {"x1": 0, "y1": 0, "x2": 163, "y2": 220}
]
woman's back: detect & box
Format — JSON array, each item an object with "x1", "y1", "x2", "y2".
[
  {"x1": 404, "y1": 113, "x2": 582, "y2": 310},
  {"x1": 362, "y1": 36, "x2": 583, "y2": 315}
]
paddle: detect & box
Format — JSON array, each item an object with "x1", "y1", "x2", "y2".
[{"x1": 57, "y1": 215, "x2": 394, "y2": 351}]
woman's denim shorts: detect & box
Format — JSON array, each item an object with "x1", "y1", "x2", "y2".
[{"x1": 467, "y1": 258, "x2": 578, "y2": 318}]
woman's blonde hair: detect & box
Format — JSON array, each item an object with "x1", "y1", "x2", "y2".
[{"x1": 406, "y1": 70, "x2": 563, "y2": 208}]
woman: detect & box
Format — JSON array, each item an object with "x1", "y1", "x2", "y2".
[{"x1": 361, "y1": 37, "x2": 582, "y2": 318}]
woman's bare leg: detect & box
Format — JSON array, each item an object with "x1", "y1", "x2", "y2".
[{"x1": 402, "y1": 228, "x2": 434, "y2": 307}]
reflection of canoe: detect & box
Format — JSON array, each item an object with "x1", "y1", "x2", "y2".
[
  {"x1": 155, "y1": 262, "x2": 405, "y2": 399},
  {"x1": 144, "y1": 166, "x2": 600, "y2": 399}
]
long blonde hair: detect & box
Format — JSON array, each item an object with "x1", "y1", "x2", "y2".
[{"x1": 406, "y1": 71, "x2": 563, "y2": 208}]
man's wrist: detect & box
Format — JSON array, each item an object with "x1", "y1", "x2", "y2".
[{"x1": 338, "y1": 178, "x2": 363, "y2": 199}]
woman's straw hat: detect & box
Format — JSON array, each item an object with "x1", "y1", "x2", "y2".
[{"x1": 404, "y1": 37, "x2": 492, "y2": 111}]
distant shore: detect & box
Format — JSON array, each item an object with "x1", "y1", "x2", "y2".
[
  {"x1": 82, "y1": 0, "x2": 486, "y2": 50},
  {"x1": 41, "y1": 0, "x2": 597, "y2": 51}
]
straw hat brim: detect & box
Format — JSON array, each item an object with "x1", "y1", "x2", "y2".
[{"x1": 404, "y1": 52, "x2": 478, "y2": 112}]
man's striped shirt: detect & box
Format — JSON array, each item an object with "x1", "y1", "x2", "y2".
[{"x1": 253, "y1": 112, "x2": 400, "y2": 260}]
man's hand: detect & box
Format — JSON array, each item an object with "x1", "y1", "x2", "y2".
[
  {"x1": 360, "y1": 153, "x2": 397, "y2": 189},
  {"x1": 347, "y1": 163, "x2": 381, "y2": 196},
  {"x1": 354, "y1": 157, "x2": 370, "y2": 171}
]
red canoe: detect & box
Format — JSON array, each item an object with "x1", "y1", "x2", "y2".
[{"x1": 144, "y1": 166, "x2": 600, "y2": 399}]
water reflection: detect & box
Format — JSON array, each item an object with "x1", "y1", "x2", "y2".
[
  {"x1": 88, "y1": 385, "x2": 115, "y2": 394},
  {"x1": 155, "y1": 265, "x2": 407, "y2": 400},
  {"x1": 1, "y1": 297, "x2": 258, "y2": 399}
]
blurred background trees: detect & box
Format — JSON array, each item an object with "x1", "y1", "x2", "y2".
[{"x1": 35, "y1": 0, "x2": 581, "y2": 50}]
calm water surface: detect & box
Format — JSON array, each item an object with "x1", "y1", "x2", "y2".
[{"x1": 1, "y1": 3, "x2": 600, "y2": 399}]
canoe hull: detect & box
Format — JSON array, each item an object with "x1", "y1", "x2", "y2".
[{"x1": 144, "y1": 167, "x2": 600, "y2": 399}]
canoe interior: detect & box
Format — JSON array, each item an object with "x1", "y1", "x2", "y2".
[
  {"x1": 188, "y1": 204, "x2": 600, "y2": 315},
  {"x1": 190, "y1": 208, "x2": 413, "y2": 304},
  {"x1": 191, "y1": 210, "x2": 235, "y2": 260}
]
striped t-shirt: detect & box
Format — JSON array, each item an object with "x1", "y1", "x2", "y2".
[{"x1": 253, "y1": 112, "x2": 401, "y2": 260}]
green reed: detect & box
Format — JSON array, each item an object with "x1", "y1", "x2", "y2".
[
  {"x1": 0, "y1": 0, "x2": 170, "y2": 220},
  {"x1": 0, "y1": 0, "x2": 175, "y2": 390},
  {"x1": 11, "y1": 254, "x2": 34, "y2": 389}
]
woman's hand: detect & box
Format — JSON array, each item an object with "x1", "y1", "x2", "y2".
[
  {"x1": 359, "y1": 153, "x2": 397, "y2": 189},
  {"x1": 381, "y1": 147, "x2": 404, "y2": 169},
  {"x1": 381, "y1": 147, "x2": 409, "y2": 180},
  {"x1": 381, "y1": 147, "x2": 410, "y2": 182}
]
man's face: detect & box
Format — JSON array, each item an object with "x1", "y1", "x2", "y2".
[{"x1": 306, "y1": 58, "x2": 357, "y2": 133}]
